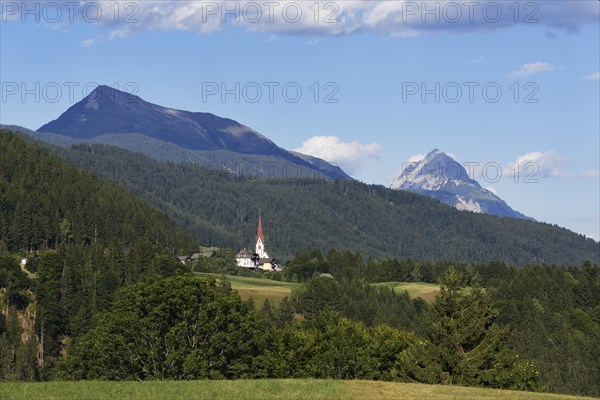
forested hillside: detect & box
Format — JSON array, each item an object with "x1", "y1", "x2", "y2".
[
  {"x1": 0, "y1": 131, "x2": 197, "y2": 379},
  {"x1": 0, "y1": 131, "x2": 196, "y2": 253},
  {"x1": 28, "y1": 137, "x2": 600, "y2": 266}
]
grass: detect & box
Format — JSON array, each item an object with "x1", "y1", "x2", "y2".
[
  {"x1": 194, "y1": 272, "x2": 299, "y2": 307},
  {"x1": 193, "y1": 273, "x2": 441, "y2": 305},
  {"x1": 1, "y1": 380, "x2": 595, "y2": 400},
  {"x1": 372, "y1": 281, "x2": 440, "y2": 302},
  {"x1": 346, "y1": 381, "x2": 596, "y2": 400}
]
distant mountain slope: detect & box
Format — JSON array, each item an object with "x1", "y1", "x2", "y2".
[
  {"x1": 391, "y1": 149, "x2": 530, "y2": 219},
  {"x1": 4, "y1": 127, "x2": 343, "y2": 180},
  {"x1": 0, "y1": 130, "x2": 195, "y2": 252},
  {"x1": 16, "y1": 135, "x2": 598, "y2": 266},
  {"x1": 36, "y1": 86, "x2": 350, "y2": 180}
]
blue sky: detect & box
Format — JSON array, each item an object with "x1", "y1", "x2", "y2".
[{"x1": 1, "y1": 1, "x2": 599, "y2": 240}]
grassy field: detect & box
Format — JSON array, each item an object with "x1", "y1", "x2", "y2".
[
  {"x1": 194, "y1": 272, "x2": 299, "y2": 306},
  {"x1": 1, "y1": 380, "x2": 595, "y2": 400},
  {"x1": 193, "y1": 273, "x2": 440, "y2": 305},
  {"x1": 372, "y1": 281, "x2": 440, "y2": 302}
]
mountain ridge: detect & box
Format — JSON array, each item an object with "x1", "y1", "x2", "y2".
[
  {"x1": 36, "y1": 85, "x2": 351, "y2": 180},
  {"x1": 9, "y1": 130, "x2": 597, "y2": 266},
  {"x1": 391, "y1": 149, "x2": 531, "y2": 220}
]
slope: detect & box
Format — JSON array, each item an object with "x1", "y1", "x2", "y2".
[
  {"x1": 0, "y1": 129, "x2": 195, "y2": 252},
  {"x1": 23, "y1": 138, "x2": 599, "y2": 266}
]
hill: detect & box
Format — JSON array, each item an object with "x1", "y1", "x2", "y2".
[
  {"x1": 0, "y1": 130, "x2": 196, "y2": 252},
  {"x1": 12, "y1": 136, "x2": 599, "y2": 266},
  {"x1": 0, "y1": 380, "x2": 595, "y2": 400},
  {"x1": 0, "y1": 131, "x2": 200, "y2": 381}
]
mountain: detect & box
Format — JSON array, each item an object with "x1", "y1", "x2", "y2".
[
  {"x1": 11, "y1": 132, "x2": 598, "y2": 266},
  {"x1": 391, "y1": 149, "x2": 531, "y2": 220},
  {"x1": 36, "y1": 85, "x2": 350, "y2": 180}
]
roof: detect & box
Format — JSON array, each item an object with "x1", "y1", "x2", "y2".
[{"x1": 236, "y1": 248, "x2": 257, "y2": 259}]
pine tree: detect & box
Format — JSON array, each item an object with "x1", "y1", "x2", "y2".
[{"x1": 407, "y1": 267, "x2": 539, "y2": 390}]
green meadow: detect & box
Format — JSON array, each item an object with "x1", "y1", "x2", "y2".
[
  {"x1": 194, "y1": 273, "x2": 441, "y2": 306},
  {"x1": 194, "y1": 272, "x2": 299, "y2": 306},
  {"x1": 372, "y1": 281, "x2": 441, "y2": 302},
  {"x1": 1, "y1": 380, "x2": 595, "y2": 400}
]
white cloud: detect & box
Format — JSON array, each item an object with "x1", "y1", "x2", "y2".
[
  {"x1": 446, "y1": 152, "x2": 458, "y2": 160},
  {"x1": 6, "y1": 1, "x2": 598, "y2": 39},
  {"x1": 81, "y1": 38, "x2": 96, "y2": 47},
  {"x1": 583, "y1": 72, "x2": 600, "y2": 80},
  {"x1": 485, "y1": 186, "x2": 499, "y2": 196},
  {"x1": 468, "y1": 56, "x2": 485, "y2": 66},
  {"x1": 508, "y1": 62, "x2": 562, "y2": 79},
  {"x1": 407, "y1": 153, "x2": 425, "y2": 163},
  {"x1": 504, "y1": 151, "x2": 566, "y2": 180},
  {"x1": 581, "y1": 169, "x2": 600, "y2": 178},
  {"x1": 305, "y1": 38, "x2": 325, "y2": 45},
  {"x1": 294, "y1": 135, "x2": 381, "y2": 174}
]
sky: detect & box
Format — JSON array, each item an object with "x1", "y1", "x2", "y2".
[{"x1": 1, "y1": 0, "x2": 599, "y2": 240}]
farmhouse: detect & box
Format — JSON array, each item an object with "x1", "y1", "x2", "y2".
[{"x1": 177, "y1": 250, "x2": 213, "y2": 264}]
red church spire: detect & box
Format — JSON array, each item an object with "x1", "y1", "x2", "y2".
[{"x1": 257, "y1": 211, "x2": 264, "y2": 242}]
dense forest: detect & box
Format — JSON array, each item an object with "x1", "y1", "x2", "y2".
[
  {"x1": 0, "y1": 131, "x2": 196, "y2": 253},
  {"x1": 0, "y1": 132, "x2": 197, "y2": 378},
  {"x1": 1, "y1": 130, "x2": 598, "y2": 397},
  {"x1": 4, "y1": 251, "x2": 596, "y2": 396},
  {"x1": 198, "y1": 248, "x2": 600, "y2": 396},
  {"x1": 18, "y1": 135, "x2": 598, "y2": 266},
  {"x1": 283, "y1": 250, "x2": 600, "y2": 396}
]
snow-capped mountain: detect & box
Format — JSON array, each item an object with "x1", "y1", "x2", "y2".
[{"x1": 391, "y1": 149, "x2": 531, "y2": 219}]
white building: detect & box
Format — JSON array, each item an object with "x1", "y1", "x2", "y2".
[
  {"x1": 236, "y1": 212, "x2": 279, "y2": 271},
  {"x1": 235, "y1": 247, "x2": 258, "y2": 268}
]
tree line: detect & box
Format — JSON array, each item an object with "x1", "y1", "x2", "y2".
[{"x1": 32, "y1": 138, "x2": 599, "y2": 266}]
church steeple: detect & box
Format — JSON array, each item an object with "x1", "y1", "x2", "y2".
[
  {"x1": 257, "y1": 211, "x2": 264, "y2": 242},
  {"x1": 255, "y1": 210, "x2": 268, "y2": 259}
]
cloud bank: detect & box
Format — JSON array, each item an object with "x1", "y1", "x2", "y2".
[
  {"x1": 294, "y1": 135, "x2": 381, "y2": 174},
  {"x1": 504, "y1": 151, "x2": 566, "y2": 179},
  {"x1": 3, "y1": 1, "x2": 598, "y2": 42}
]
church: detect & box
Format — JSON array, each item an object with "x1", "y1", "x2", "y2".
[{"x1": 236, "y1": 212, "x2": 279, "y2": 271}]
